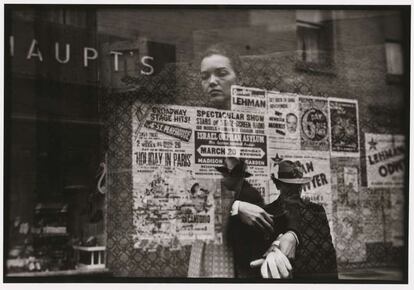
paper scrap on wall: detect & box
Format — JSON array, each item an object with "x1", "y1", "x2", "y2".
[{"x1": 343, "y1": 167, "x2": 359, "y2": 193}]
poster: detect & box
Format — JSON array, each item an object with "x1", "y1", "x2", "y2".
[
  {"x1": 299, "y1": 96, "x2": 330, "y2": 151},
  {"x1": 329, "y1": 98, "x2": 360, "y2": 156},
  {"x1": 267, "y1": 91, "x2": 300, "y2": 150},
  {"x1": 343, "y1": 167, "x2": 359, "y2": 193},
  {"x1": 365, "y1": 133, "x2": 405, "y2": 188},
  {"x1": 267, "y1": 149, "x2": 333, "y2": 221},
  {"x1": 132, "y1": 167, "x2": 217, "y2": 250},
  {"x1": 131, "y1": 102, "x2": 270, "y2": 249},
  {"x1": 193, "y1": 107, "x2": 268, "y2": 178},
  {"x1": 230, "y1": 85, "x2": 267, "y2": 114},
  {"x1": 132, "y1": 104, "x2": 195, "y2": 176}
]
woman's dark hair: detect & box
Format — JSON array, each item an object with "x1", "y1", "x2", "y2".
[{"x1": 199, "y1": 43, "x2": 242, "y2": 78}]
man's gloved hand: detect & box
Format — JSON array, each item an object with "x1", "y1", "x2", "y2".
[
  {"x1": 277, "y1": 232, "x2": 297, "y2": 259},
  {"x1": 250, "y1": 242, "x2": 292, "y2": 279},
  {"x1": 237, "y1": 201, "x2": 274, "y2": 235}
]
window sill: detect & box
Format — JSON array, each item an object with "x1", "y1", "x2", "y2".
[{"x1": 295, "y1": 61, "x2": 336, "y2": 76}]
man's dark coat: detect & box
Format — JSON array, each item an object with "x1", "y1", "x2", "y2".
[{"x1": 228, "y1": 180, "x2": 338, "y2": 280}]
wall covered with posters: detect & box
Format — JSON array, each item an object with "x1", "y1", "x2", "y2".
[
  {"x1": 104, "y1": 62, "x2": 406, "y2": 277},
  {"x1": 101, "y1": 11, "x2": 407, "y2": 277}
]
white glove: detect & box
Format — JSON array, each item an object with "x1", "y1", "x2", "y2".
[{"x1": 250, "y1": 241, "x2": 292, "y2": 279}]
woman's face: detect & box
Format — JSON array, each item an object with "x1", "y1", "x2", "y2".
[{"x1": 200, "y1": 54, "x2": 237, "y2": 109}]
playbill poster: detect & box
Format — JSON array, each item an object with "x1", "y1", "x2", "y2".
[
  {"x1": 193, "y1": 107, "x2": 268, "y2": 178},
  {"x1": 365, "y1": 133, "x2": 405, "y2": 188},
  {"x1": 132, "y1": 103, "x2": 195, "y2": 176},
  {"x1": 329, "y1": 98, "x2": 360, "y2": 157},
  {"x1": 299, "y1": 96, "x2": 330, "y2": 151},
  {"x1": 230, "y1": 85, "x2": 267, "y2": 115},
  {"x1": 266, "y1": 91, "x2": 301, "y2": 150},
  {"x1": 132, "y1": 104, "x2": 216, "y2": 250},
  {"x1": 132, "y1": 168, "x2": 218, "y2": 251}
]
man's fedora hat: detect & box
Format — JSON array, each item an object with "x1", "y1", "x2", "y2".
[
  {"x1": 215, "y1": 157, "x2": 252, "y2": 178},
  {"x1": 274, "y1": 160, "x2": 312, "y2": 184}
]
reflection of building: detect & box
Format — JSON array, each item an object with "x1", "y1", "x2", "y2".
[
  {"x1": 6, "y1": 7, "x2": 106, "y2": 275},
  {"x1": 5, "y1": 6, "x2": 407, "y2": 279}
]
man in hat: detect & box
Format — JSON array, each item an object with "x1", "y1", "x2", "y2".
[
  {"x1": 253, "y1": 159, "x2": 338, "y2": 280},
  {"x1": 215, "y1": 157, "x2": 302, "y2": 278}
]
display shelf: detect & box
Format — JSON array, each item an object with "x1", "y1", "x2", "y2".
[
  {"x1": 6, "y1": 268, "x2": 110, "y2": 277},
  {"x1": 73, "y1": 246, "x2": 106, "y2": 269}
]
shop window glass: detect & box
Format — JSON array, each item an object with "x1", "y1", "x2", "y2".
[{"x1": 4, "y1": 6, "x2": 408, "y2": 280}]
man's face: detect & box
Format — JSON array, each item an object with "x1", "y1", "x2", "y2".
[
  {"x1": 200, "y1": 54, "x2": 237, "y2": 110},
  {"x1": 279, "y1": 182, "x2": 291, "y2": 194},
  {"x1": 286, "y1": 114, "x2": 298, "y2": 133},
  {"x1": 274, "y1": 180, "x2": 298, "y2": 196}
]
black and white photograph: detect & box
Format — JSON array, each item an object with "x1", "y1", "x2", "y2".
[{"x1": 2, "y1": 3, "x2": 410, "y2": 285}]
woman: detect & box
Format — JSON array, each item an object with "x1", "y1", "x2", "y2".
[
  {"x1": 191, "y1": 46, "x2": 300, "y2": 278},
  {"x1": 199, "y1": 43, "x2": 242, "y2": 110}
]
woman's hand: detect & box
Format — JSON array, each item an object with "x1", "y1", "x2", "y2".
[{"x1": 238, "y1": 201, "x2": 274, "y2": 235}]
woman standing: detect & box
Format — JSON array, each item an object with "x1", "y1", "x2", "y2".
[{"x1": 191, "y1": 44, "x2": 300, "y2": 278}]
